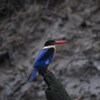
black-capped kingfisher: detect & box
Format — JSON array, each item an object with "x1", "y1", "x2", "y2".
[{"x1": 28, "y1": 39, "x2": 67, "y2": 82}]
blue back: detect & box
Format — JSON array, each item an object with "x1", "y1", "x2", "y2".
[{"x1": 34, "y1": 48, "x2": 54, "y2": 68}]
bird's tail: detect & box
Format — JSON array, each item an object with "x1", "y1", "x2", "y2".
[{"x1": 27, "y1": 68, "x2": 37, "y2": 82}]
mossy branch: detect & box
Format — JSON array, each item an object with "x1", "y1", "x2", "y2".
[{"x1": 42, "y1": 71, "x2": 72, "y2": 100}]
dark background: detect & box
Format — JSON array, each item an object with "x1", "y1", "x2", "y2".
[{"x1": 0, "y1": 0, "x2": 100, "y2": 100}]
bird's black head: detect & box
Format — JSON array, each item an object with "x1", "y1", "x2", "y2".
[
  {"x1": 44, "y1": 40, "x2": 55, "y2": 46},
  {"x1": 44, "y1": 39, "x2": 68, "y2": 47}
]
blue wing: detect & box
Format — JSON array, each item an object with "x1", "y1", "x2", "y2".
[
  {"x1": 28, "y1": 48, "x2": 54, "y2": 82},
  {"x1": 34, "y1": 49, "x2": 48, "y2": 63},
  {"x1": 34, "y1": 48, "x2": 54, "y2": 68}
]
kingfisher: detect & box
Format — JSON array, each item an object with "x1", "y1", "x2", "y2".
[{"x1": 28, "y1": 39, "x2": 67, "y2": 82}]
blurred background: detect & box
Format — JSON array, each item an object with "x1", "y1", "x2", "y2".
[{"x1": 0, "y1": 0, "x2": 100, "y2": 100}]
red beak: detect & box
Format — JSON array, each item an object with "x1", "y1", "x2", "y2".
[{"x1": 54, "y1": 40, "x2": 68, "y2": 45}]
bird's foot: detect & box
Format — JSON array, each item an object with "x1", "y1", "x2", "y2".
[{"x1": 46, "y1": 68, "x2": 51, "y2": 73}]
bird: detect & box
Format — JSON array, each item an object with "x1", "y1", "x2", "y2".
[{"x1": 28, "y1": 39, "x2": 68, "y2": 82}]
